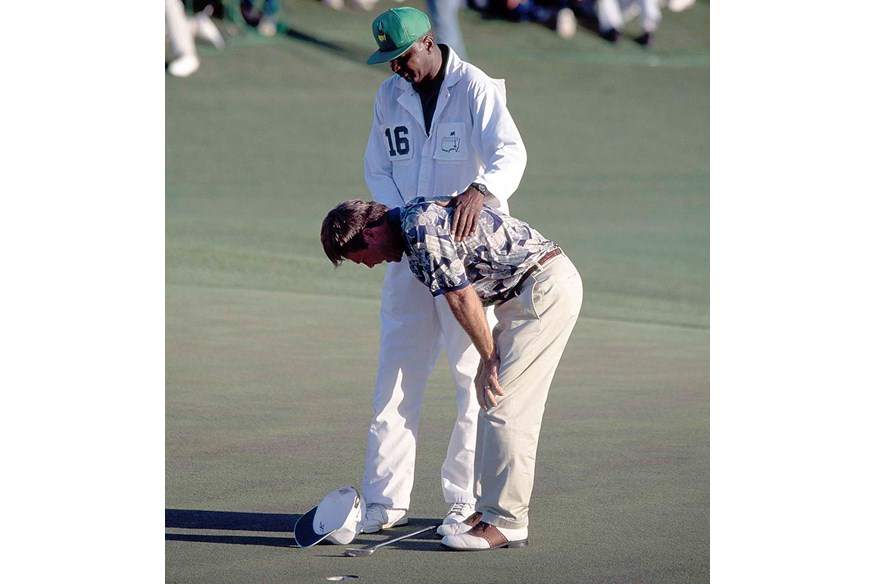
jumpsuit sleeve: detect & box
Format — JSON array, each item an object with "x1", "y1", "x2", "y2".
[
  {"x1": 364, "y1": 90, "x2": 404, "y2": 207},
  {"x1": 468, "y1": 78, "x2": 527, "y2": 209}
]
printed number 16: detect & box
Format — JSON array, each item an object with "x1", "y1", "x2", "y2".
[{"x1": 384, "y1": 126, "x2": 410, "y2": 157}]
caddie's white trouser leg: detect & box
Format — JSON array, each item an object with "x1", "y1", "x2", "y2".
[
  {"x1": 363, "y1": 263, "x2": 441, "y2": 510},
  {"x1": 476, "y1": 255, "x2": 583, "y2": 529},
  {"x1": 435, "y1": 295, "x2": 494, "y2": 504},
  {"x1": 362, "y1": 262, "x2": 481, "y2": 509},
  {"x1": 165, "y1": 0, "x2": 197, "y2": 58}
]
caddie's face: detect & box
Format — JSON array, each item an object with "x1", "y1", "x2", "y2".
[{"x1": 389, "y1": 38, "x2": 435, "y2": 84}]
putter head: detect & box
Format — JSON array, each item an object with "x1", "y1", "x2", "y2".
[{"x1": 344, "y1": 548, "x2": 374, "y2": 557}]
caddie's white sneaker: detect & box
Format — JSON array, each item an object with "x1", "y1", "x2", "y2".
[
  {"x1": 444, "y1": 502, "x2": 476, "y2": 524},
  {"x1": 167, "y1": 54, "x2": 200, "y2": 78},
  {"x1": 442, "y1": 521, "x2": 528, "y2": 551},
  {"x1": 360, "y1": 503, "x2": 408, "y2": 534},
  {"x1": 436, "y1": 503, "x2": 477, "y2": 536}
]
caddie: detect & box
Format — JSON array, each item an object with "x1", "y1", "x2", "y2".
[
  {"x1": 359, "y1": 6, "x2": 528, "y2": 536},
  {"x1": 321, "y1": 197, "x2": 583, "y2": 551}
]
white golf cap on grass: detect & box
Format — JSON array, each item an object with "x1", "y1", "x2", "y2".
[{"x1": 294, "y1": 485, "x2": 364, "y2": 547}]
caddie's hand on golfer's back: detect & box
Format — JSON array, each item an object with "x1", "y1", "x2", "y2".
[{"x1": 451, "y1": 186, "x2": 485, "y2": 240}]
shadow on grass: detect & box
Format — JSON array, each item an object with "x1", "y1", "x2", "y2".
[
  {"x1": 166, "y1": 510, "x2": 446, "y2": 551},
  {"x1": 165, "y1": 509, "x2": 300, "y2": 548},
  {"x1": 281, "y1": 25, "x2": 372, "y2": 67}
]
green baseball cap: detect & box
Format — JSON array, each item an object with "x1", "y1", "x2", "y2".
[{"x1": 366, "y1": 7, "x2": 432, "y2": 65}]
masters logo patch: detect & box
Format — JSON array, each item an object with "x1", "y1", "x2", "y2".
[{"x1": 441, "y1": 131, "x2": 460, "y2": 153}]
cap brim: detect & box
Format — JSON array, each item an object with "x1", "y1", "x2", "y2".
[
  {"x1": 366, "y1": 43, "x2": 414, "y2": 65},
  {"x1": 293, "y1": 505, "x2": 331, "y2": 548},
  {"x1": 294, "y1": 486, "x2": 362, "y2": 548}
]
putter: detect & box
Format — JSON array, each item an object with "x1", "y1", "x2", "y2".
[{"x1": 344, "y1": 525, "x2": 438, "y2": 557}]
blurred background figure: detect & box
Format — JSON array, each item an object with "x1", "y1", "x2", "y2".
[
  {"x1": 555, "y1": 2, "x2": 576, "y2": 39},
  {"x1": 469, "y1": 0, "x2": 579, "y2": 39},
  {"x1": 320, "y1": 0, "x2": 379, "y2": 11},
  {"x1": 191, "y1": 3, "x2": 225, "y2": 48},
  {"x1": 427, "y1": 0, "x2": 469, "y2": 58},
  {"x1": 240, "y1": 0, "x2": 281, "y2": 36},
  {"x1": 166, "y1": 0, "x2": 200, "y2": 77},
  {"x1": 596, "y1": 0, "x2": 661, "y2": 45},
  {"x1": 193, "y1": 0, "x2": 225, "y2": 18},
  {"x1": 664, "y1": 0, "x2": 694, "y2": 11}
]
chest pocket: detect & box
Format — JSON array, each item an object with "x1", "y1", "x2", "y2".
[
  {"x1": 432, "y1": 122, "x2": 469, "y2": 162},
  {"x1": 380, "y1": 124, "x2": 415, "y2": 162}
]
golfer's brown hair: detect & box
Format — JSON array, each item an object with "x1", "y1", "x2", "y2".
[{"x1": 321, "y1": 199, "x2": 389, "y2": 266}]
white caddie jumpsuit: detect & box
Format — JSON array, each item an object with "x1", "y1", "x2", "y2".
[{"x1": 362, "y1": 47, "x2": 527, "y2": 510}]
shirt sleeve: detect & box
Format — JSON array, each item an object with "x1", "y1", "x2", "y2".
[{"x1": 406, "y1": 222, "x2": 470, "y2": 296}]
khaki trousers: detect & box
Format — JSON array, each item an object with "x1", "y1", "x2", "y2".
[{"x1": 475, "y1": 254, "x2": 583, "y2": 529}]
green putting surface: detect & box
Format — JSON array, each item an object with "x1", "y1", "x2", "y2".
[{"x1": 166, "y1": 1, "x2": 709, "y2": 581}]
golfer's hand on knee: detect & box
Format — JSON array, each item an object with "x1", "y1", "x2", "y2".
[{"x1": 476, "y1": 356, "x2": 504, "y2": 410}]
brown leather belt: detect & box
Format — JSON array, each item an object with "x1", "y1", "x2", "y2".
[
  {"x1": 535, "y1": 246, "x2": 563, "y2": 268},
  {"x1": 501, "y1": 247, "x2": 564, "y2": 303}
]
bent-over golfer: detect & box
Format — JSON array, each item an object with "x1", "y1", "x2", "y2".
[{"x1": 321, "y1": 197, "x2": 583, "y2": 551}]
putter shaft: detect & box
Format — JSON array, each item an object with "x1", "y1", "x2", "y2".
[{"x1": 344, "y1": 525, "x2": 438, "y2": 557}]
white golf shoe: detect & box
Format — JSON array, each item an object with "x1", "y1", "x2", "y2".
[
  {"x1": 436, "y1": 503, "x2": 477, "y2": 536},
  {"x1": 442, "y1": 521, "x2": 528, "y2": 551},
  {"x1": 360, "y1": 503, "x2": 408, "y2": 533}
]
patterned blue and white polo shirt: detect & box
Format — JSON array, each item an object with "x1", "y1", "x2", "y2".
[{"x1": 395, "y1": 197, "x2": 557, "y2": 304}]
